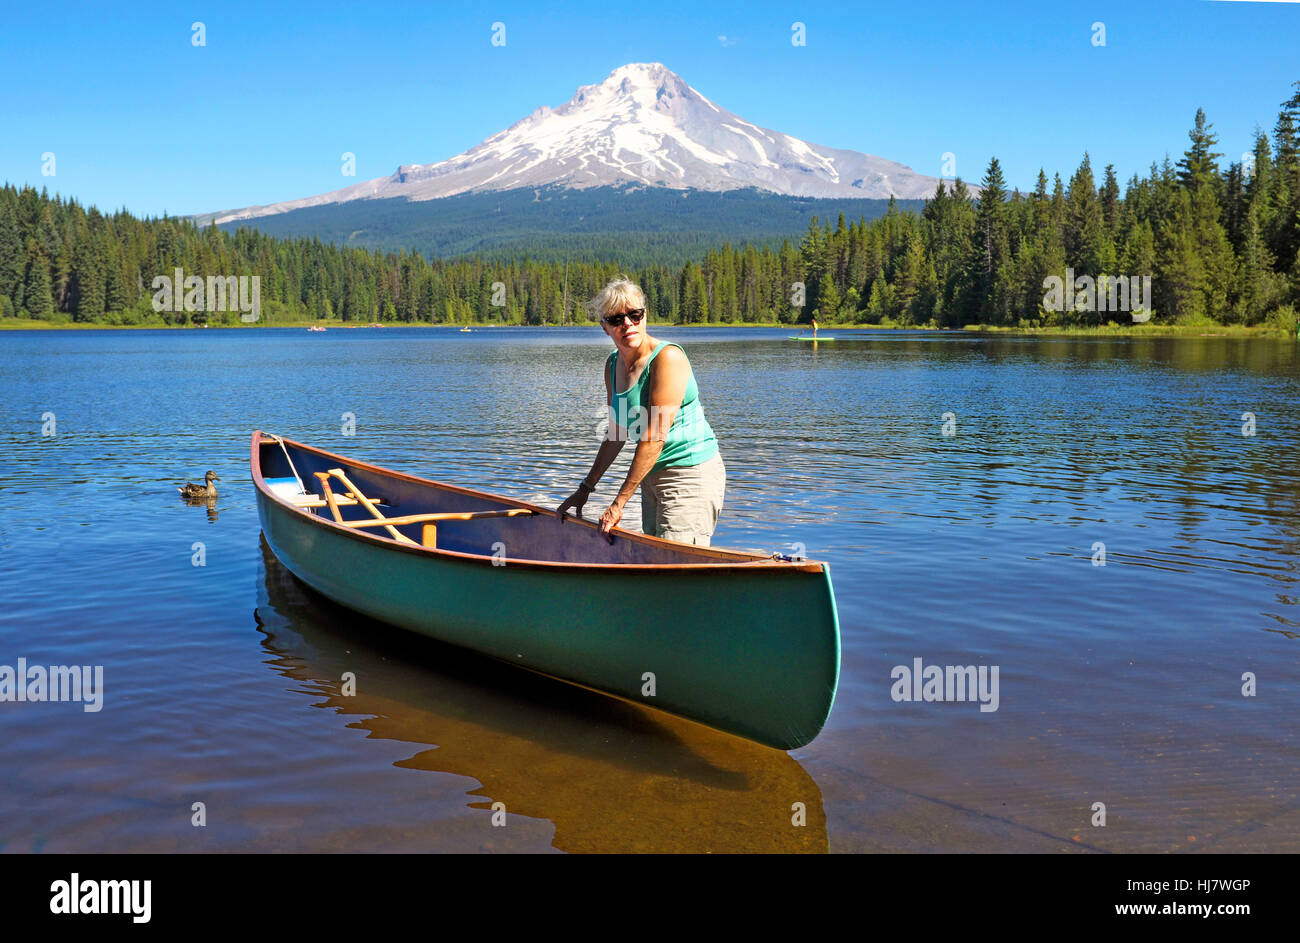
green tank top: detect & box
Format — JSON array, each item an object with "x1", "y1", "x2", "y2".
[{"x1": 607, "y1": 341, "x2": 719, "y2": 474}]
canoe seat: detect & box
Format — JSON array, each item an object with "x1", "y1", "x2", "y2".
[
  {"x1": 265, "y1": 476, "x2": 377, "y2": 509},
  {"x1": 265, "y1": 477, "x2": 313, "y2": 503}
]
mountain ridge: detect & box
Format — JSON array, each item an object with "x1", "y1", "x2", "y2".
[{"x1": 214, "y1": 183, "x2": 927, "y2": 268}]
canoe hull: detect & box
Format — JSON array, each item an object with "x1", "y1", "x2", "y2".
[{"x1": 252, "y1": 432, "x2": 841, "y2": 750}]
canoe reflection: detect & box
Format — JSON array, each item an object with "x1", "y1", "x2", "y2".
[{"x1": 254, "y1": 538, "x2": 828, "y2": 852}]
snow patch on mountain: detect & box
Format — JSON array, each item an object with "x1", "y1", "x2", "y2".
[{"x1": 202, "y1": 62, "x2": 949, "y2": 225}]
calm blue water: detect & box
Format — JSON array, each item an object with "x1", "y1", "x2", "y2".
[{"x1": 1, "y1": 326, "x2": 1297, "y2": 852}]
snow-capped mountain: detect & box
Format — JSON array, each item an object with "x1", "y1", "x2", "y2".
[{"x1": 202, "y1": 62, "x2": 947, "y2": 225}]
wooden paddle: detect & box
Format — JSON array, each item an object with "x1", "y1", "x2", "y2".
[{"x1": 315, "y1": 469, "x2": 418, "y2": 545}]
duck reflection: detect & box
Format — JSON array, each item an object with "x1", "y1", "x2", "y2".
[
  {"x1": 253, "y1": 537, "x2": 827, "y2": 852},
  {"x1": 177, "y1": 494, "x2": 219, "y2": 521}
]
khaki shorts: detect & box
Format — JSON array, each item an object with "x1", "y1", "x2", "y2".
[{"x1": 640, "y1": 452, "x2": 726, "y2": 546}]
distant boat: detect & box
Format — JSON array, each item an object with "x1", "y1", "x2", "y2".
[
  {"x1": 789, "y1": 335, "x2": 834, "y2": 342},
  {"x1": 460, "y1": 327, "x2": 472, "y2": 333},
  {"x1": 307, "y1": 325, "x2": 326, "y2": 332},
  {"x1": 369, "y1": 322, "x2": 384, "y2": 328}
]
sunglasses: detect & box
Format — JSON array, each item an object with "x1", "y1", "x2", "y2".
[{"x1": 602, "y1": 308, "x2": 645, "y2": 327}]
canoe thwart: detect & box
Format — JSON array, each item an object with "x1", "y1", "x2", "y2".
[
  {"x1": 341, "y1": 508, "x2": 537, "y2": 529},
  {"x1": 291, "y1": 495, "x2": 364, "y2": 509}
]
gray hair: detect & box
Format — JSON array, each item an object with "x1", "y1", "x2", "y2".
[{"x1": 588, "y1": 278, "x2": 647, "y2": 322}]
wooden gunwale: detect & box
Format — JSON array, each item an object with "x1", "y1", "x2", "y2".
[{"x1": 251, "y1": 431, "x2": 825, "y2": 573}]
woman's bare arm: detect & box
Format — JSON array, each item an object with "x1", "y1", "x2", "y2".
[{"x1": 557, "y1": 359, "x2": 625, "y2": 520}]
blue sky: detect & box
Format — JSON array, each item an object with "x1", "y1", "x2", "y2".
[{"x1": 0, "y1": 0, "x2": 1296, "y2": 217}]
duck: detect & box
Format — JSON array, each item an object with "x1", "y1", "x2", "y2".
[{"x1": 179, "y1": 471, "x2": 220, "y2": 499}]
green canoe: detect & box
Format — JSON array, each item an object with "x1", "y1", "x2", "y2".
[{"x1": 251, "y1": 432, "x2": 841, "y2": 750}]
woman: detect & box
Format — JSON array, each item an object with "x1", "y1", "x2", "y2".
[{"x1": 556, "y1": 278, "x2": 726, "y2": 546}]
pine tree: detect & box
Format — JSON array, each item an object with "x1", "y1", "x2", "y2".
[
  {"x1": 22, "y1": 238, "x2": 53, "y2": 318},
  {"x1": 865, "y1": 277, "x2": 887, "y2": 323},
  {"x1": 1223, "y1": 162, "x2": 1246, "y2": 251},
  {"x1": 969, "y1": 157, "x2": 1010, "y2": 323},
  {"x1": 678, "y1": 263, "x2": 708, "y2": 323},
  {"x1": 71, "y1": 225, "x2": 106, "y2": 322},
  {"x1": 1177, "y1": 107, "x2": 1223, "y2": 192},
  {"x1": 1247, "y1": 130, "x2": 1275, "y2": 238},
  {"x1": 1271, "y1": 86, "x2": 1300, "y2": 280},
  {"x1": 1049, "y1": 173, "x2": 1066, "y2": 243},
  {"x1": 1235, "y1": 204, "x2": 1275, "y2": 323},
  {"x1": 677, "y1": 263, "x2": 693, "y2": 322},
  {"x1": 0, "y1": 198, "x2": 23, "y2": 309},
  {"x1": 1274, "y1": 86, "x2": 1300, "y2": 181},
  {"x1": 1156, "y1": 192, "x2": 1206, "y2": 321},
  {"x1": 799, "y1": 217, "x2": 827, "y2": 315},
  {"x1": 1100, "y1": 164, "x2": 1121, "y2": 236},
  {"x1": 894, "y1": 232, "x2": 926, "y2": 321},
  {"x1": 104, "y1": 250, "x2": 128, "y2": 315},
  {"x1": 1190, "y1": 180, "x2": 1235, "y2": 319},
  {"x1": 1120, "y1": 220, "x2": 1156, "y2": 280},
  {"x1": 1064, "y1": 153, "x2": 1105, "y2": 274},
  {"x1": 815, "y1": 271, "x2": 840, "y2": 321}
]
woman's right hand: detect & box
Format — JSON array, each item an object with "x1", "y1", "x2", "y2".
[{"x1": 556, "y1": 488, "x2": 590, "y2": 522}]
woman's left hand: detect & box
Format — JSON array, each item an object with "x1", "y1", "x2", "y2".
[{"x1": 599, "y1": 498, "x2": 626, "y2": 536}]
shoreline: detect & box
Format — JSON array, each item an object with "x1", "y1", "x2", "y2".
[{"x1": 1, "y1": 317, "x2": 1293, "y2": 339}]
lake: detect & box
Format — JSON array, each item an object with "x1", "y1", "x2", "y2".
[{"x1": 1, "y1": 325, "x2": 1297, "y2": 852}]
